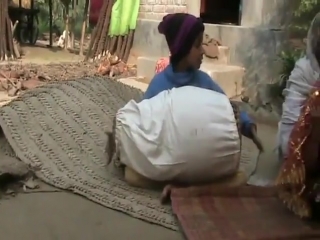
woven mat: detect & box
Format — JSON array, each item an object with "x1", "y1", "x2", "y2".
[
  {"x1": 171, "y1": 186, "x2": 320, "y2": 240},
  {"x1": 0, "y1": 77, "x2": 259, "y2": 230}
]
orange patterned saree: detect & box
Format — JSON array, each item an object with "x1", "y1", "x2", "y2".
[{"x1": 277, "y1": 84, "x2": 320, "y2": 219}]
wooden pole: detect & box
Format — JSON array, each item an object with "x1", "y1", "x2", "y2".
[
  {"x1": 49, "y1": 0, "x2": 53, "y2": 47},
  {"x1": 64, "y1": 4, "x2": 69, "y2": 50},
  {"x1": 79, "y1": 0, "x2": 89, "y2": 56},
  {"x1": 30, "y1": 0, "x2": 34, "y2": 44}
]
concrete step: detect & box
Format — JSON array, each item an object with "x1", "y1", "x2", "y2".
[
  {"x1": 137, "y1": 56, "x2": 244, "y2": 98},
  {"x1": 136, "y1": 49, "x2": 229, "y2": 84},
  {"x1": 133, "y1": 46, "x2": 230, "y2": 64},
  {"x1": 204, "y1": 46, "x2": 230, "y2": 65},
  {"x1": 201, "y1": 63, "x2": 245, "y2": 98},
  {"x1": 117, "y1": 77, "x2": 148, "y2": 92},
  {"x1": 136, "y1": 56, "x2": 158, "y2": 83}
]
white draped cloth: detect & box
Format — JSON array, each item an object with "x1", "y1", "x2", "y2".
[
  {"x1": 277, "y1": 14, "x2": 320, "y2": 160},
  {"x1": 115, "y1": 86, "x2": 240, "y2": 184}
]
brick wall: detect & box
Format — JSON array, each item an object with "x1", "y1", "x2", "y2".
[{"x1": 139, "y1": 0, "x2": 187, "y2": 20}]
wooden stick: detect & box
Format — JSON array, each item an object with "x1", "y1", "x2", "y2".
[
  {"x1": 96, "y1": 0, "x2": 113, "y2": 57},
  {"x1": 123, "y1": 30, "x2": 134, "y2": 63},
  {"x1": 6, "y1": 15, "x2": 14, "y2": 59},
  {"x1": 11, "y1": 21, "x2": 20, "y2": 58},
  {"x1": 119, "y1": 34, "x2": 128, "y2": 60}
]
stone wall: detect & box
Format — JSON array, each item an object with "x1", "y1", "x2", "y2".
[
  {"x1": 139, "y1": 0, "x2": 187, "y2": 20},
  {"x1": 241, "y1": 0, "x2": 296, "y2": 28}
]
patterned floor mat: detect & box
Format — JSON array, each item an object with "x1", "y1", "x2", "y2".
[
  {"x1": 0, "y1": 77, "x2": 260, "y2": 230},
  {"x1": 171, "y1": 185, "x2": 320, "y2": 240}
]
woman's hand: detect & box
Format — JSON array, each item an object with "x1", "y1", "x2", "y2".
[{"x1": 250, "y1": 124, "x2": 264, "y2": 152}]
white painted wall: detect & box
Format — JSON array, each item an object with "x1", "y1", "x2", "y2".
[{"x1": 186, "y1": 0, "x2": 201, "y2": 17}]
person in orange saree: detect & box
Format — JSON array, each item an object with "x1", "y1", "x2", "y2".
[{"x1": 276, "y1": 13, "x2": 320, "y2": 220}]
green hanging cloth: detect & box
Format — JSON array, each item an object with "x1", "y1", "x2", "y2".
[
  {"x1": 129, "y1": 0, "x2": 140, "y2": 30},
  {"x1": 109, "y1": 0, "x2": 140, "y2": 36},
  {"x1": 108, "y1": 0, "x2": 122, "y2": 36}
]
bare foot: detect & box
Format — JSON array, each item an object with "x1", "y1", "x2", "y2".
[{"x1": 160, "y1": 184, "x2": 173, "y2": 204}]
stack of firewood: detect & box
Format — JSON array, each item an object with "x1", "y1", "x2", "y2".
[
  {"x1": 0, "y1": 0, "x2": 21, "y2": 61},
  {"x1": 85, "y1": 0, "x2": 134, "y2": 63}
]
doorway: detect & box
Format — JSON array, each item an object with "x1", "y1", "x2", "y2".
[{"x1": 200, "y1": 0, "x2": 242, "y2": 25}]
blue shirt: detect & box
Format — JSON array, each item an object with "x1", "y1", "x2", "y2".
[{"x1": 143, "y1": 64, "x2": 254, "y2": 139}]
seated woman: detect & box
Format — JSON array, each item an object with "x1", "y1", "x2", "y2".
[
  {"x1": 276, "y1": 14, "x2": 320, "y2": 219},
  {"x1": 111, "y1": 13, "x2": 263, "y2": 190},
  {"x1": 144, "y1": 13, "x2": 261, "y2": 144}
]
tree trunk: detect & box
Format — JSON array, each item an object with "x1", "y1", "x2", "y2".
[
  {"x1": 70, "y1": 32, "x2": 74, "y2": 49},
  {"x1": 70, "y1": 1, "x2": 75, "y2": 49},
  {"x1": 79, "y1": 0, "x2": 90, "y2": 56},
  {"x1": 49, "y1": 0, "x2": 53, "y2": 47},
  {"x1": 64, "y1": 4, "x2": 69, "y2": 50}
]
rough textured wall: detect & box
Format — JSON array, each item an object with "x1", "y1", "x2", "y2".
[
  {"x1": 241, "y1": 0, "x2": 296, "y2": 28},
  {"x1": 139, "y1": 0, "x2": 187, "y2": 20}
]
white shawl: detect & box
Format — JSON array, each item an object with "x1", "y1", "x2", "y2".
[{"x1": 277, "y1": 14, "x2": 320, "y2": 160}]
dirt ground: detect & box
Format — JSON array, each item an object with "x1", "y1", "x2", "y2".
[
  {"x1": 0, "y1": 42, "x2": 137, "y2": 103},
  {"x1": 0, "y1": 191, "x2": 183, "y2": 240},
  {"x1": 8, "y1": 42, "x2": 85, "y2": 64},
  {"x1": 0, "y1": 123, "x2": 279, "y2": 240},
  {"x1": 0, "y1": 44, "x2": 280, "y2": 240}
]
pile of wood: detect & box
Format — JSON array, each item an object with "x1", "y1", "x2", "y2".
[
  {"x1": 97, "y1": 55, "x2": 137, "y2": 78},
  {"x1": 85, "y1": 0, "x2": 134, "y2": 63},
  {"x1": 0, "y1": 0, "x2": 21, "y2": 61},
  {"x1": 0, "y1": 60, "x2": 137, "y2": 97},
  {"x1": 0, "y1": 61, "x2": 99, "y2": 96},
  {"x1": 0, "y1": 69, "x2": 44, "y2": 96}
]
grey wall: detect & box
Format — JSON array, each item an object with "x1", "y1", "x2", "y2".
[
  {"x1": 204, "y1": 24, "x2": 286, "y2": 97},
  {"x1": 241, "y1": 0, "x2": 296, "y2": 28},
  {"x1": 131, "y1": 19, "x2": 286, "y2": 98}
]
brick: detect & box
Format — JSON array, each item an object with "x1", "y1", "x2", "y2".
[
  {"x1": 165, "y1": 5, "x2": 175, "y2": 13},
  {"x1": 155, "y1": 13, "x2": 166, "y2": 20},
  {"x1": 140, "y1": 4, "x2": 153, "y2": 12},
  {"x1": 138, "y1": 12, "x2": 146, "y2": 19},
  {"x1": 174, "y1": 5, "x2": 187, "y2": 13},
  {"x1": 139, "y1": 0, "x2": 187, "y2": 20},
  {"x1": 145, "y1": 13, "x2": 155, "y2": 19},
  {"x1": 153, "y1": 4, "x2": 166, "y2": 13}
]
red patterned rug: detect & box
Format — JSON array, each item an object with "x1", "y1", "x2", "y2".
[{"x1": 170, "y1": 185, "x2": 320, "y2": 240}]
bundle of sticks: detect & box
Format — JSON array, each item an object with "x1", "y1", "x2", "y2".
[
  {"x1": 0, "y1": 0, "x2": 20, "y2": 61},
  {"x1": 85, "y1": 0, "x2": 134, "y2": 63}
]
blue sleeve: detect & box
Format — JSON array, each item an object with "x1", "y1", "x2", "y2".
[
  {"x1": 203, "y1": 76, "x2": 225, "y2": 94},
  {"x1": 239, "y1": 111, "x2": 254, "y2": 139},
  {"x1": 143, "y1": 75, "x2": 163, "y2": 99},
  {"x1": 143, "y1": 84, "x2": 157, "y2": 99},
  {"x1": 202, "y1": 73, "x2": 255, "y2": 139},
  {"x1": 143, "y1": 73, "x2": 170, "y2": 100}
]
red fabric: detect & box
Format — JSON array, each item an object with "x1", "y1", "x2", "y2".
[
  {"x1": 89, "y1": 0, "x2": 103, "y2": 26},
  {"x1": 171, "y1": 186, "x2": 320, "y2": 240},
  {"x1": 276, "y1": 82, "x2": 320, "y2": 218},
  {"x1": 155, "y1": 57, "x2": 170, "y2": 74}
]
